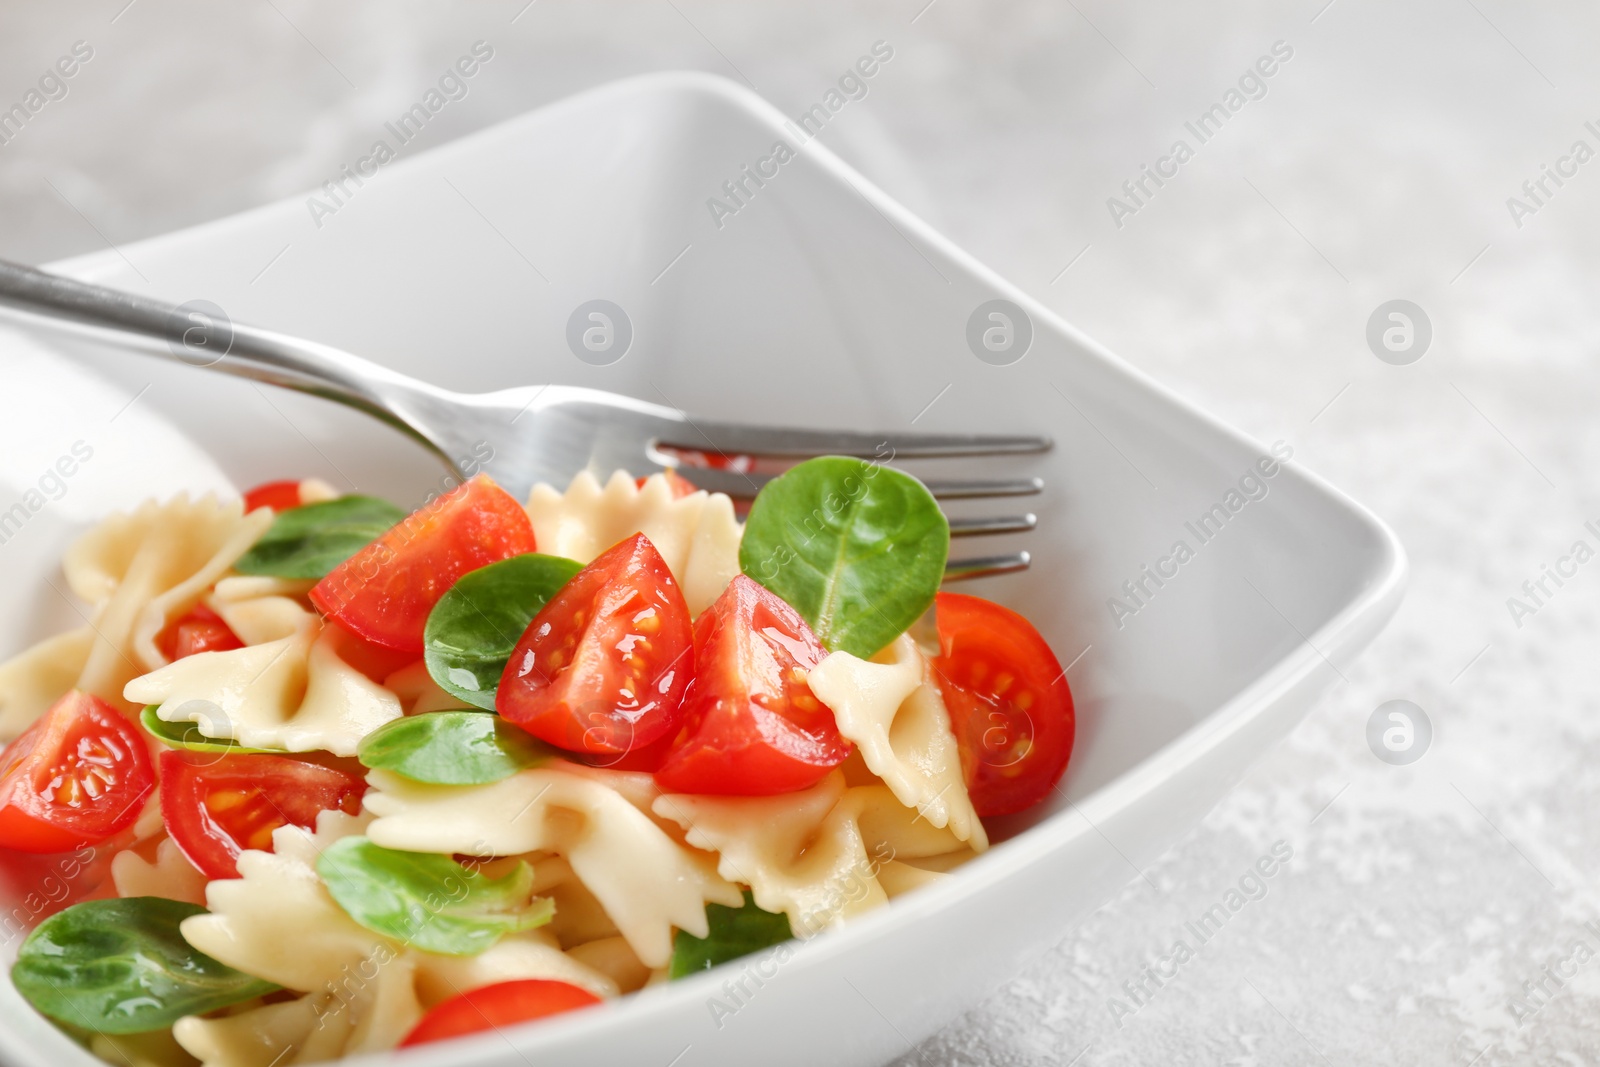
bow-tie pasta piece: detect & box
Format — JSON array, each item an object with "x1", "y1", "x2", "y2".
[
  {"x1": 524, "y1": 470, "x2": 741, "y2": 615},
  {"x1": 652, "y1": 773, "x2": 970, "y2": 937},
  {"x1": 204, "y1": 575, "x2": 316, "y2": 646},
  {"x1": 808, "y1": 634, "x2": 988, "y2": 851},
  {"x1": 415, "y1": 928, "x2": 618, "y2": 1002},
  {"x1": 67, "y1": 495, "x2": 275, "y2": 695},
  {"x1": 0, "y1": 628, "x2": 93, "y2": 742},
  {"x1": 0, "y1": 495, "x2": 272, "y2": 730},
  {"x1": 111, "y1": 836, "x2": 208, "y2": 907},
  {"x1": 179, "y1": 810, "x2": 389, "y2": 994},
  {"x1": 174, "y1": 961, "x2": 421, "y2": 1067},
  {"x1": 125, "y1": 623, "x2": 402, "y2": 756},
  {"x1": 363, "y1": 764, "x2": 743, "y2": 967}
]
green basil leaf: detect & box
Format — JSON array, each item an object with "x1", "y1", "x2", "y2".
[
  {"x1": 139, "y1": 705, "x2": 278, "y2": 754},
  {"x1": 423, "y1": 553, "x2": 583, "y2": 710},
  {"x1": 670, "y1": 891, "x2": 792, "y2": 978},
  {"x1": 233, "y1": 495, "x2": 405, "y2": 579},
  {"x1": 12, "y1": 897, "x2": 278, "y2": 1034},
  {"x1": 738, "y1": 456, "x2": 949, "y2": 659},
  {"x1": 357, "y1": 711, "x2": 551, "y2": 785},
  {"x1": 317, "y1": 836, "x2": 553, "y2": 956}
]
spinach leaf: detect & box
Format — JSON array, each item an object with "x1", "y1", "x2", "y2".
[
  {"x1": 423, "y1": 553, "x2": 582, "y2": 709},
  {"x1": 233, "y1": 495, "x2": 405, "y2": 579},
  {"x1": 11, "y1": 897, "x2": 278, "y2": 1034},
  {"x1": 317, "y1": 836, "x2": 553, "y2": 956},
  {"x1": 139, "y1": 705, "x2": 277, "y2": 754},
  {"x1": 670, "y1": 891, "x2": 793, "y2": 978},
  {"x1": 738, "y1": 456, "x2": 949, "y2": 659},
  {"x1": 357, "y1": 711, "x2": 550, "y2": 785}
]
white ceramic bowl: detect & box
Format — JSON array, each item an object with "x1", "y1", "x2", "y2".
[{"x1": 0, "y1": 72, "x2": 1404, "y2": 1067}]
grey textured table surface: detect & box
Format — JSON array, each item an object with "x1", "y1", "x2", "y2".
[{"x1": 3, "y1": 2, "x2": 1597, "y2": 1065}]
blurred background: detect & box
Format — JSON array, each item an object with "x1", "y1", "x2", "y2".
[{"x1": 3, "y1": 2, "x2": 1598, "y2": 1064}]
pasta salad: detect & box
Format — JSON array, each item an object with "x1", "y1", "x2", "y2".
[{"x1": 0, "y1": 457, "x2": 1074, "y2": 1064}]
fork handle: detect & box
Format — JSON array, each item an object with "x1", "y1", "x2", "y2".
[{"x1": 0, "y1": 257, "x2": 444, "y2": 445}]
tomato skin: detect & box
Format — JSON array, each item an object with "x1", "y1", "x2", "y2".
[
  {"x1": 242, "y1": 480, "x2": 303, "y2": 513},
  {"x1": 654, "y1": 575, "x2": 847, "y2": 796},
  {"x1": 0, "y1": 691, "x2": 155, "y2": 853},
  {"x1": 156, "y1": 604, "x2": 244, "y2": 662},
  {"x1": 321, "y1": 620, "x2": 418, "y2": 684},
  {"x1": 930, "y1": 592, "x2": 1074, "y2": 817},
  {"x1": 497, "y1": 533, "x2": 693, "y2": 756},
  {"x1": 310, "y1": 474, "x2": 536, "y2": 654},
  {"x1": 400, "y1": 979, "x2": 601, "y2": 1047},
  {"x1": 575, "y1": 728, "x2": 676, "y2": 772},
  {"x1": 635, "y1": 471, "x2": 699, "y2": 499},
  {"x1": 159, "y1": 751, "x2": 365, "y2": 879}
]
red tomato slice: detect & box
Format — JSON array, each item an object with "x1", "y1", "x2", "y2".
[
  {"x1": 400, "y1": 979, "x2": 601, "y2": 1047},
  {"x1": 0, "y1": 691, "x2": 154, "y2": 853},
  {"x1": 654, "y1": 575, "x2": 847, "y2": 795},
  {"x1": 242, "y1": 479, "x2": 304, "y2": 513},
  {"x1": 497, "y1": 533, "x2": 693, "y2": 755},
  {"x1": 156, "y1": 604, "x2": 244, "y2": 662},
  {"x1": 575, "y1": 728, "x2": 677, "y2": 772},
  {"x1": 635, "y1": 470, "x2": 699, "y2": 499},
  {"x1": 930, "y1": 592, "x2": 1074, "y2": 817},
  {"x1": 321, "y1": 620, "x2": 418, "y2": 684},
  {"x1": 159, "y1": 750, "x2": 365, "y2": 879},
  {"x1": 309, "y1": 474, "x2": 537, "y2": 653}
]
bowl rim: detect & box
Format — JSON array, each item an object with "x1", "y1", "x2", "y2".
[{"x1": 32, "y1": 68, "x2": 1409, "y2": 1065}]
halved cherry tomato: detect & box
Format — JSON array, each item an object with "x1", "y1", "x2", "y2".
[
  {"x1": 159, "y1": 750, "x2": 365, "y2": 879},
  {"x1": 654, "y1": 575, "x2": 846, "y2": 795},
  {"x1": 156, "y1": 604, "x2": 244, "y2": 662},
  {"x1": 321, "y1": 620, "x2": 418, "y2": 684},
  {"x1": 497, "y1": 533, "x2": 693, "y2": 755},
  {"x1": 310, "y1": 474, "x2": 537, "y2": 653},
  {"x1": 575, "y1": 728, "x2": 677, "y2": 772},
  {"x1": 242, "y1": 479, "x2": 304, "y2": 513},
  {"x1": 400, "y1": 979, "x2": 601, "y2": 1047},
  {"x1": 930, "y1": 592, "x2": 1074, "y2": 817},
  {"x1": 635, "y1": 470, "x2": 699, "y2": 499},
  {"x1": 0, "y1": 691, "x2": 155, "y2": 853}
]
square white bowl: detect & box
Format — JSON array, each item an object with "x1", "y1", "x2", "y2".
[{"x1": 0, "y1": 72, "x2": 1404, "y2": 1067}]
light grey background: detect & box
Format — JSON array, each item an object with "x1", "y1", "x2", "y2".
[{"x1": 3, "y1": 1, "x2": 1598, "y2": 1064}]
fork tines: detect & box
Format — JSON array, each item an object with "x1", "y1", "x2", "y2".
[
  {"x1": 657, "y1": 423, "x2": 1051, "y2": 460},
  {"x1": 662, "y1": 425, "x2": 1047, "y2": 580},
  {"x1": 673, "y1": 467, "x2": 1044, "y2": 503}
]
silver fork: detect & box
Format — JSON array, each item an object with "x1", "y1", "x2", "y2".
[{"x1": 0, "y1": 259, "x2": 1049, "y2": 578}]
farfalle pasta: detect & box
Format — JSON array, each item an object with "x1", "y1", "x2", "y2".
[
  {"x1": 128, "y1": 624, "x2": 403, "y2": 756},
  {"x1": 0, "y1": 461, "x2": 1075, "y2": 1063},
  {"x1": 809, "y1": 633, "x2": 989, "y2": 851},
  {"x1": 524, "y1": 469, "x2": 741, "y2": 616},
  {"x1": 362, "y1": 765, "x2": 743, "y2": 967}
]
